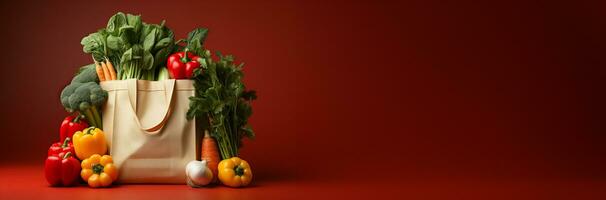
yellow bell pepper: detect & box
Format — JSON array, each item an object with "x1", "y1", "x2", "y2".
[
  {"x1": 73, "y1": 127, "x2": 107, "y2": 160},
  {"x1": 218, "y1": 157, "x2": 253, "y2": 187},
  {"x1": 81, "y1": 154, "x2": 118, "y2": 188}
]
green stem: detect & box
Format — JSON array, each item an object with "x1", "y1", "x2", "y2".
[
  {"x1": 63, "y1": 152, "x2": 73, "y2": 159},
  {"x1": 220, "y1": 137, "x2": 230, "y2": 159},
  {"x1": 234, "y1": 166, "x2": 244, "y2": 176},
  {"x1": 92, "y1": 164, "x2": 104, "y2": 174},
  {"x1": 83, "y1": 109, "x2": 97, "y2": 128},
  {"x1": 181, "y1": 49, "x2": 189, "y2": 63},
  {"x1": 231, "y1": 102, "x2": 239, "y2": 154},
  {"x1": 126, "y1": 64, "x2": 131, "y2": 79},
  {"x1": 225, "y1": 116, "x2": 236, "y2": 156},
  {"x1": 86, "y1": 127, "x2": 95, "y2": 134},
  {"x1": 117, "y1": 64, "x2": 123, "y2": 80},
  {"x1": 210, "y1": 117, "x2": 230, "y2": 159},
  {"x1": 90, "y1": 106, "x2": 102, "y2": 130},
  {"x1": 131, "y1": 64, "x2": 135, "y2": 79},
  {"x1": 62, "y1": 137, "x2": 71, "y2": 148},
  {"x1": 209, "y1": 65, "x2": 238, "y2": 158},
  {"x1": 220, "y1": 123, "x2": 235, "y2": 158},
  {"x1": 73, "y1": 114, "x2": 82, "y2": 123}
]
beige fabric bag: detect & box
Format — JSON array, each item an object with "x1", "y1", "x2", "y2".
[{"x1": 100, "y1": 79, "x2": 197, "y2": 184}]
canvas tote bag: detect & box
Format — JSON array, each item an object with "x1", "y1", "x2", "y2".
[{"x1": 100, "y1": 79, "x2": 197, "y2": 183}]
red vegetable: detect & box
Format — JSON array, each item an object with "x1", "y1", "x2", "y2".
[
  {"x1": 167, "y1": 50, "x2": 201, "y2": 79},
  {"x1": 48, "y1": 138, "x2": 75, "y2": 157},
  {"x1": 44, "y1": 152, "x2": 81, "y2": 186},
  {"x1": 60, "y1": 115, "x2": 89, "y2": 142}
]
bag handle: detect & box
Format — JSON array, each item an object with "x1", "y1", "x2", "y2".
[{"x1": 126, "y1": 79, "x2": 176, "y2": 134}]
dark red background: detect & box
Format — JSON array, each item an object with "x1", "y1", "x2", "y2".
[{"x1": 0, "y1": 0, "x2": 605, "y2": 199}]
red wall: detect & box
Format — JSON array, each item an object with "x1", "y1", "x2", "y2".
[{"x1": 0, "y1": 0, "x2": 604, "y2": 183}]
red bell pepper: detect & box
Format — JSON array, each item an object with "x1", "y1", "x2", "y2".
[
  {"x1": 48, "y1": 137, "x2": 75, "y2": 157},
  {"x1": 44, "y1": 152, "x2": 81, "y2": 186},
  {"x1": 166, "y1": 49, "x2": 201, "y2": 79},
  {"x1": 60, "y1": 115, "x2": 88, "y2": 142}
]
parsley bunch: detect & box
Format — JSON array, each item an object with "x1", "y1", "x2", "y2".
[{"x1": 185, "y1": 30, "x2": 256, "y2": 159}]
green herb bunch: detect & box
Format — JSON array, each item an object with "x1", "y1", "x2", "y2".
[
  {"x1": 184, "y1": 29, "x2": 257, "y2": 159},
  {"x1": 80, "y1": 12, "x2": 176, "y2": 80}
]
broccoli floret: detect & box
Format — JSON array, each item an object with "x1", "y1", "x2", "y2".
[
  {"x1": 60, "y1": 78, "x2": 106, "y2": 129},
  {"x1": 71, "y1": 64, "x2": 99, "y2": 83},
  {"x1": 60, "y1": 82, "x2": 82, "y2": 109}
]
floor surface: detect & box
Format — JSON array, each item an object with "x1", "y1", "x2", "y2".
[{"x1": 2, "y1": 165, "x2": 605, "y2": 199}]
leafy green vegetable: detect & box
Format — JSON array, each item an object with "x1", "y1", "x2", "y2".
[
  {"x1": 157, "y1": 67, "x2": 170, "y2": 81},
  {"x1": 81, "y1": 32, "x2": 107, "y2": 62},
  {"x1": 80, "y1": 12, "x2": 177, "y2": 81},
  {"x1": 186, "y1": 42, "x2": 257, "y2": 159},
  {"x1": 186, "y1": 28, "x2": 208, "y2": 55},
  {"x1": 72, "y1": 64, "x2": 99, "y2": 83}
]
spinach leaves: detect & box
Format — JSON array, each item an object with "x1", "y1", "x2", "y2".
[{"x1": 81, "y1": 12, "x2": 176, "y2": 80}]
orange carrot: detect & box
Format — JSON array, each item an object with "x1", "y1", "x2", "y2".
[
  {"x1": 104, "y1": 58, "x2": 117, "y2": 80},
  {"x1": 201, "y1": 131, "x2": 220, "y2": 182},
  {"x1": 100, "y1": 61, "x2": 111, "y2": 81},
  {"x1": 94, "y1": 61, "x2": 106, "y2": 81}
]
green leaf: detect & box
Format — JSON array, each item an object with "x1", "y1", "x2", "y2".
[
  {"x1": 120, "y1": 48, "x2": 133, "y2": 63},
  {"x1": 241, "y1": 90, "x2": 257, "y2": 101},
  {"x1": 81, "y1": 32, "x2": 103, "y2": 53},
  {"x1": 186, "y1": 28, "x2": 208, "y2": 52},
  {"x1": 143, "y1": 28, "x2": 156, "y2": 51},
  {"x1": 155, "y1": 24, "x2": 166, "y2": 39},
  {"x1": 126, "y1": 14, "x2": 142, "y2": 33},
  {"x1": 154, "y1": 37, "x2": 172, "y2": 51},
  {"x1": 131, "y1": 44, "x2": 144, "y2": 59},
  {"x1": 119, "y1": 25, "x2": 137, "y2": 43},
  {"x1": 139, "y1": 24, "x2": 152, "y2": 43},
  {"x1": 187, "y1": 28, "x2": 208, "y2": 43},
  {"x1": 164, "y1": 28, "x2": 174, "y2": 40},
  {"x1": 106, "y1": 35, "x2": 125, "y2": 50},
  {"x1": 142, "y1": 51, "x2": 154, "y2": 70},
  {"x1": 153, "y1": 48, "x2": 170, "y2": 68},
  {"x1": 106, "y1": 12, "x2": 127, "y2": 36},
  {"x1": 119, "y1": 25, "x2": 134, "y2": 35},
  {"x1": 241, "y1": 126, "x2": 255, "y2": 140}
]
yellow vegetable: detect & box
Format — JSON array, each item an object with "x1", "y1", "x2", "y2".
[
  {"x1": 73, "y1": 127, "x2": 107, "y2": 160},
  {"x1": 81, "y1": 154, "x2": 118, "y2": 188},
  {"x1": 218, "y1": 157, "x2": 252, "y2": 187}
]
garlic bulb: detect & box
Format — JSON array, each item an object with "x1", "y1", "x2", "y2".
[{"x1": 185, "y1": 160, "x2": 213, "y2": 187}]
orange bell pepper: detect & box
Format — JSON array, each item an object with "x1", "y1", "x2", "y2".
[{"x1": 80, "y1": 154, "x2": 118, "y2": 188}]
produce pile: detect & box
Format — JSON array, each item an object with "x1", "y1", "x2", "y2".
[{"x1": 47, "y1": 12, "x2": 256, "y2": 188}]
